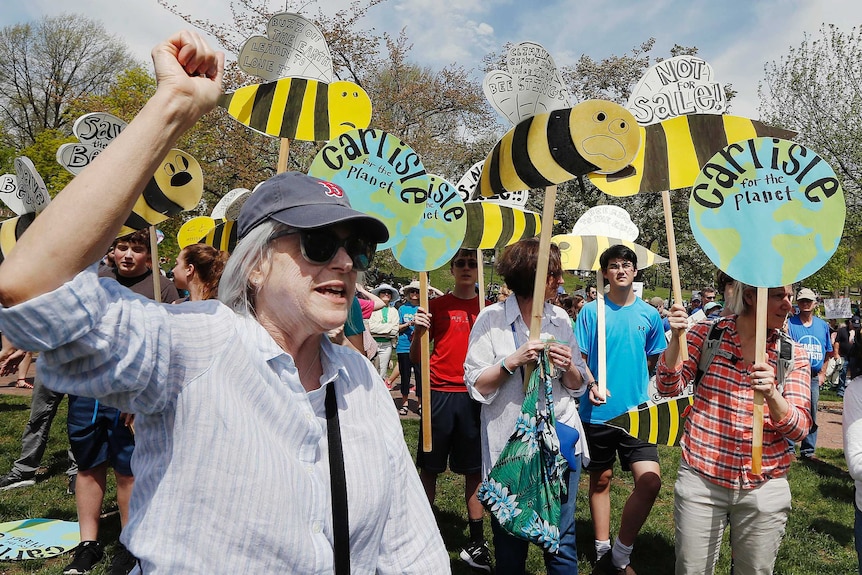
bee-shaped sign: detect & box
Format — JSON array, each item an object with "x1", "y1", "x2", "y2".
[
  {"x1": 199, "y1": 220, "x2": 238, "y2": 254},
  {"x1": 225, "y1": 12, "x2": 372, "y2": 142},
  {"x1": 56, "y1": 112, "x2": 204, "y2": 236},
  {"x1": 461, "y1": 202, "x2": 542, "y2": 250},
  {"x1": 218, "y1": 77, "x2": 371, "y2": 142},
  {"x1": 478, "y1": 99, "x2": 641, "y2": 198},
  {"x1": 588, "y1": 114, "x2": 797, "y2": 197},
  {"x1": 0, "y1": 157, "x2": 50, "y2": 216}
]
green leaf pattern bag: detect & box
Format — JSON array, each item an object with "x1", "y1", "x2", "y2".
[{"x1": 477, "y1": 350, "x2": 569, "y2": 553}]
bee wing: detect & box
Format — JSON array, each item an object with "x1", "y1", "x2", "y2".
[
  {"x1": 0, "y1": 173, "x2": 26, "y2": 216},
  {"x1": 13, "y1": 157, "x2": 50, "y2": 215},
  {"x1": 483, "y1": 70, "x2": 519, "y2": 126}
]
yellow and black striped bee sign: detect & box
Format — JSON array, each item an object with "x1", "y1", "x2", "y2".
[
  {"x1": 461, "y1": 202, "x2": 541, "y2": 249},
  {"x1": 589, "y1": 114, "x2": 798, "y2": 197},
  {"x1": 0, "y1": 213, "x2": 36, "y2": 265},
  {"x1": 552, "y1": 234, "x2": 668, "y2": 271},
  {"x1": 118, "y1": 150, "x2": 204, "y2": 237},
  {"x1": 606, "y1": 396, "x2": 694, "y2": 447},
  {"x1": 218, "y1": 78, "x2": 372, "y2": 142},
  {"x1": 200, "y1": 220, "x2": 237, "y2": 254},
  {"x1": 479, "y1": 100, "x2": 641, "y2": 198}
]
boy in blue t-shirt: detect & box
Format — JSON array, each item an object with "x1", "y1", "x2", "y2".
[{"x1": 575, "y1": 245, "x2": 666, "y2": 575}]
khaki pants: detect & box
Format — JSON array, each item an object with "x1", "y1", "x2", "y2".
[{"x1": 674, "y1": 461, "x2": 790, "y2": 575}]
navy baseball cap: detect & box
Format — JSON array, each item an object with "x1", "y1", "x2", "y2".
[{"x1": 237, "y1": 171, "x2": 389, "y2": 242}]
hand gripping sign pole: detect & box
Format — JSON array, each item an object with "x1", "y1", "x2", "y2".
[{"x1": 390, "y1": 174, "x2": 467, "y2": 452}]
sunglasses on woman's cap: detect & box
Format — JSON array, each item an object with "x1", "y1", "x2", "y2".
[{"x1": 268, "y1": 228, "x2": 377, "y2": 271}]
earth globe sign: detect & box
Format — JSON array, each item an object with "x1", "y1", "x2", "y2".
[
  {"x1": 689, "y1": 137, "x2": 844, "y2": 288},
  {"x1": 392, "y1": 174, "x2": 467, "y2": 272},
  {"x1": 309, "y1": 128, "x2": 428, "y2": 251}
]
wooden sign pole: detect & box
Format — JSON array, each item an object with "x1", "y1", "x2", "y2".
[
  {"x1": 596, "y1": 272, "x2": 607, "y2": 396},
  {"x1": 277, "y1": 139, "x2": 291, "y2": 174},
  {"x1": 419, "y1": 272, "x2": 432, "y2": 452},
  {"x1": 524, "y1": 185, "x2": 557, "y2": 391},
  {"x1": 477, "y1": 249, "x2": 486, "y2": 311},
  {"x1": 661, "y1": 189, "x2": 687, "y2": 361},
  {"x1": 149, "y1": 226, "x2": 161, "y2": 303},
  {"x1": 752, "y1": 287, "x2": 767, "y2": 474}
]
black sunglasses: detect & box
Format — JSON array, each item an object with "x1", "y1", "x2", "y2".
[
  {"x1": 453, "y1": 259, "x2": 478, "y2": 269},
  {"x1": 268, "y1": 228, "x2": 376, "y2": 271}
]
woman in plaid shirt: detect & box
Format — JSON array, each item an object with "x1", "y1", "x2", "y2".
[{"x1": 656, "y1": 282, "x2": 812, "y2": 575}]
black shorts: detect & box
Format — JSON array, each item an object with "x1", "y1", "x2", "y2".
[
  {"x1": 584, "y1": 422, "x2": 658, "y2": 473},
  {"x1": 416, "y1": 390, "x2": 482, "y2": 475}
]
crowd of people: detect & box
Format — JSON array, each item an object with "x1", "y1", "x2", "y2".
[{"x1": 0, "y1": 30, "x2": 860, "y2": 575}]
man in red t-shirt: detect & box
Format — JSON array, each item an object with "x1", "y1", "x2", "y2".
[{"x1": 411, "y1": 248, "x2": 492, "y2": 572}]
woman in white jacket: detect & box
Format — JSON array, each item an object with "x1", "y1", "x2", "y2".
[{"x1": 843, "y1": 331, "x2": 862, "y2": 574}]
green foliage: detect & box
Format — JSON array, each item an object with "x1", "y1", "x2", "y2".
[{"x1": 0, "y1": 14, "x2": 136, "y2": 149}]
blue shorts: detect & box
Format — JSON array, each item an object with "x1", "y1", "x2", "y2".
[{"x1": 67, "y1": 395, "x2": 134, "y2": 476}]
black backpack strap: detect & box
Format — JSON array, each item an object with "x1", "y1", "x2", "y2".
[
  {"x1": 775, "y1": 331, "x2": 794, "y2": 394},
  {"x1": 325, "y1": 383, "x2": 350, "y2": 575},
  {"x1": 694, "y1": 320, "x2": 727, "y2": 388}
]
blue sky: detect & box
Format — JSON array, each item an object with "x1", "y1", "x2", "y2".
[{"x1": 2, "y1": 0, "x2": 859, "y2": 120}]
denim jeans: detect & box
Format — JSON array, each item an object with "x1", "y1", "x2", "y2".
[
  {"x1": 491, "y1": 457, "x2": 581, "y2": 575},
  {"x1": 838, "y1": 360, "x2": 849, "y2": 397},
  {"x1": 800, "y1": 371, "x2": 819, "y2": 457}
]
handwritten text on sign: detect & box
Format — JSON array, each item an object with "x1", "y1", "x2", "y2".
[
  {"x1": 308, "y1": 129, "x2": 428, "y2": 250},
  {"x1": 689, "y1": 137, "x2": 845, "y2": 287},
  {"x1": 392, "y1": 174, "x2": 467, "y2": 271},
  {"x1": 627, "y1": 55, "x2": 725, "y2": 126}
]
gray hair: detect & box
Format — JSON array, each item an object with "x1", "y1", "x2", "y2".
[{"x1": 218, "y1": 220, "x2": 288, "y2": 316}]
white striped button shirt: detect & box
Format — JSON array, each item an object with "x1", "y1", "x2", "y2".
[{"x1": 0, "y1": 267, "x2": 450, "y2": 574}]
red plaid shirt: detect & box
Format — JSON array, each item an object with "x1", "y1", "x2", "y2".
[{"x1": 656, "y1": 316, "x2": 812, "y2": 489}]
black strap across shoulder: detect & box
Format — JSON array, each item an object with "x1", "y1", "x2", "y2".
[{"x1": 325, "y1": 383, "x2": 350, "y2": 575}]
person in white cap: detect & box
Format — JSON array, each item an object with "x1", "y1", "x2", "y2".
[
  {"x1": 788, "y1": 287, "x2": 833, "y2": 461},
  {"x1": 0, "y1": 31, "x2": 448, "y2": 574},
  {"x1": 367, "y1": 283, "x2": 400, "y2": 382}
]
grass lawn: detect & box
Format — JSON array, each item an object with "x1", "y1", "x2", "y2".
[{"x1": 0, "y1": 394, "x2": 857, "y2": 574}]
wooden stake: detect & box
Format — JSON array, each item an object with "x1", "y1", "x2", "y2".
[
  {"x1": 277, "y1": 139, "x2": 291, "y2": 174},
  {"x1": 420, "y1": 272, "x2": 432, "y2": 452},
  {"x1": 149, "y1": 226, "x2": 161, "y2": 303},
  {"x1": 524, "y1": 185, "x2": 557, "y2": 391},
  {"x1": 596, "y1": 272, "x2": 607, "y2": 397},
  {"x1": 661, "y1": 189, "x2": 688, "y2": 361},
  {"x1": 477, "y1": 249, "x2": 486, "y2": 311},
  {"x1": 752, "y1": 287, "x2": 767, "y2": 474}
]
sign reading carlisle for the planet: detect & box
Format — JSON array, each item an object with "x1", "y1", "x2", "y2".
[
  {"x1": 392, "y1": 174, "x2": 466, "y2": 271},
  {"x1": 309, "y1": 129, "x2": 428, "y2": 250},
  {"x1": 0, "y1": 518, "x2": 80, "y2": 560},
  {"x1": 689, "y1": 137, "x2": 845, "y2": 287}
]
